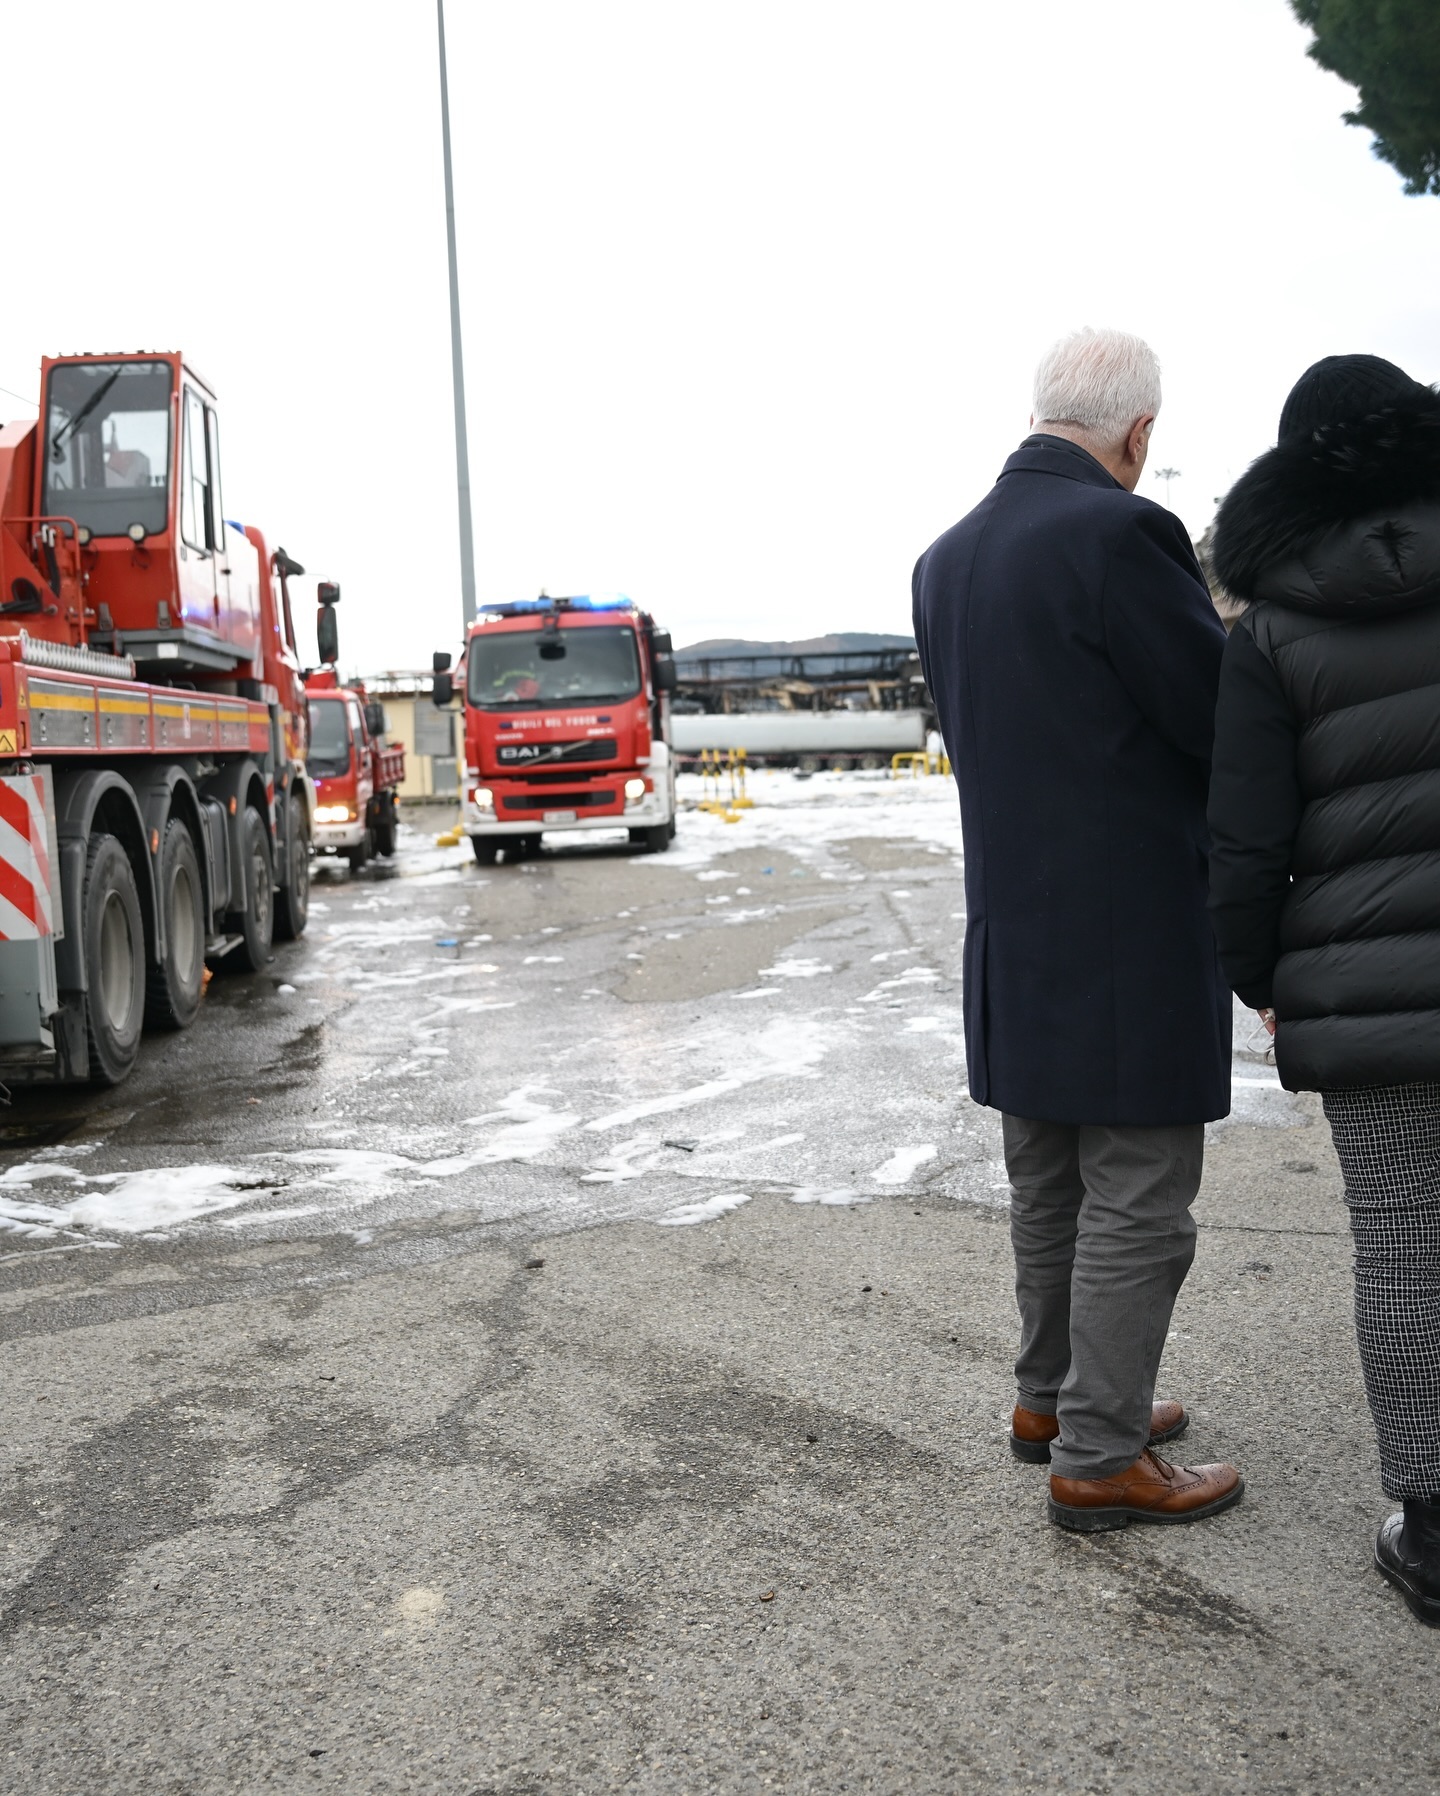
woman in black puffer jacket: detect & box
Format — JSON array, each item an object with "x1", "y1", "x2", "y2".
[{"x1": 1208, "y1": 354, "x2": 1440, "y2": 1629}]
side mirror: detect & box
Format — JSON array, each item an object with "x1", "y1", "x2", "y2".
[
  {"x1": 654, "y1": 656, "x2": 678, "y2": 693},
  {"x1": 364, "y1": 700, "x2": 386, "y2": 738},
  {"x1": 431, "y1": 670, "x2": 454, "y2": 708},
  {"x1": 432, "y1": 650, "x2": 452, "y2": 673},
  {"x1": 317, "y1": 580, "x2": 340, "y2": 605},
  {"x1": 316, "y1": 604, "x2": 339, "y2": 665},
  {"x1": 650, "y1": 630, "x2": 673, "y2": 655}
]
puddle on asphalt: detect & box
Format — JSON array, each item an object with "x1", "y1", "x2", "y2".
[{"x1": 0, "y1": 1116, "x2": 86, "y2": 1155}]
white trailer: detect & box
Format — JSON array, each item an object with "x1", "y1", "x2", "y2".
[{"x1": 670, "y1": 708, "x2": 927, "y2": 764}]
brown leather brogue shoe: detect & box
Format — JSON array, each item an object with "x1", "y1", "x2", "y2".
[
  {"x1": 1009, "y1": 1400, "x2": 1188, "y2": 1465},
  {"x1": 1048, "y1": 1448, "x2": 1243, "y2": 1532}
]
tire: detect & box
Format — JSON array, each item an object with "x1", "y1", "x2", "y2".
[
  {"x1": 344, "y1": 833, "x2": 371, "y2": 873},
  {"x1": 373, "y1": 793, "x2": 398, "y2": 858},
  {"x1": 642, "y1": 824, "x2": 670, "y2": 854},
  {"x1": 82, "y1": 833, "x2": 146, "y2": 1085},
  {"x1": 145, "y1": 819, "x2": 205, "y2": 1030},
  {"x1": 274, "y1": 793, "x2": 310, "y2": 942},
  {"x1": 471, "y1": 837, "x2": 499, "y2": 866},
  {"x1": 222, "y1": 807, "x2": 274, "y2": 973}
]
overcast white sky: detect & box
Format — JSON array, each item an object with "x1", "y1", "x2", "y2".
[{"x1": 3, "y1": 2, "x2": 1436, "y2": 669}]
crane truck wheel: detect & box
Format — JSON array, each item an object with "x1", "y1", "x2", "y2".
[
  {"x1": 471, "y1": 838, "x2": 499, "y2": 866},
  {"x1": 221, "y1": 807, "x2": 275, "y2": 973},
  {"x1": 82, "y1": 833, "x2": 146, "y2": 1085},
  {"x1": 145, "y1": 820, "x2": 205, "y2": 1031},
  {"x1": 274, "y1": 794, "x2": 310, "y2": 941}
]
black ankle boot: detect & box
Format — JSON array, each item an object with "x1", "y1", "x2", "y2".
[{"x1": 1375, "y1": 1497, "x2": 1440, "y2": 1626}]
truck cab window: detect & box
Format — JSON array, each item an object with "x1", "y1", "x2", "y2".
[
  {"x1": 181, "y1": 388, "x2": 213, "y2": 551},
  {"x1": 468, "y1": 626, "x2": 641, "y2": 709},
  {"x1": 205, "y1": 406, "x2": 226, "y2": 558},
  {"x1": 305, "y1": 699, "x2": 350, "y2": 778},
  {"x1": 42, "y1": 359, "x2": 172, "y2": 540}
]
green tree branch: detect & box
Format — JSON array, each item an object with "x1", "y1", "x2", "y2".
[{"x1": 1291, "y1": 0, "x2": 1440, "y2": 195}]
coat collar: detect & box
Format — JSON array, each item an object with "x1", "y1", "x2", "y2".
[{"x1": 1000, "y1": 433, "x2": 1123, "y2": 491}]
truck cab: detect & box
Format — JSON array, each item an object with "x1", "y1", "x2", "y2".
[
  {"x1": 435, "y1": 595, "x2": 677, "y2": 864},
  {"x1": 0, "y1": 349, "x2": 322, "y2": 1083},
  {"x1": 305, "y1": 673, "x2": 403, "y2": 870}
]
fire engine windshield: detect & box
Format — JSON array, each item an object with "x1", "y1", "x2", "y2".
[
  {"x1": 468, "y1": 625, "x2": 641, "y2": 710},
  {"x1": 306, "y1": 699, "x2": 351, "y2": 778},
  {"x1": 43, "y1": 361, "x2": 172, "y2": 539}
]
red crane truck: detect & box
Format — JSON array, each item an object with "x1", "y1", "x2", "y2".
[
  {"x1": 0, "y1": 350, "x2": 327, "y2": 1084},
  {"x1": 431, "y1": 595, "x2": 678, "y2": 864},
  {"x1": 304, "y1": 671, "x2": 405, "y2": 870}
]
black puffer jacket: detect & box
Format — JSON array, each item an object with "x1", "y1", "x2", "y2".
[{"x1": 1208, "y1": 388, "x2": 1440, "y2": 1090}]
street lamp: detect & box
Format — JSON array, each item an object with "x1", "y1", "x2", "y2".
[
  {"x1": 433, "y1": 0, "x2": 477, "y2": 845},
  {"x1": 437, "y1": 0, "x2": 477, "y2": 632},
  {"x1": 1154, "y1": 466, "x2": 1182, "y2": 508}
]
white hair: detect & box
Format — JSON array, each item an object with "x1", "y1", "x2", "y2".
[{"x1": 1032, "y1": 327, "x2": 1162, "y2": 449}]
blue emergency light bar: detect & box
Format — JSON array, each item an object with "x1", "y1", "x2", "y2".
[{"x1": 479, "y1": 593, "x2": 635, "y2": 620}]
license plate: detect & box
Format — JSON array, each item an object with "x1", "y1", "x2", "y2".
[{"x1": 542, "y1": 810, "x2": 578, "y2": 824}]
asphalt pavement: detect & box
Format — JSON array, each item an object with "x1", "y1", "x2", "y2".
[{"x1": 0, "y1": 775, "x2": 1435, "y2": 1795}]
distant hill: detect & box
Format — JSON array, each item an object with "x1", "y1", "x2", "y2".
[{"x1": 677, "y1": 631, "x2": 914, "y2": 659}]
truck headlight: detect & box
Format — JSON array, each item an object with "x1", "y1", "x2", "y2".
[
  {"x1": 314, "y1": 803, "x2": 356, "y2": 823},
  {"x1": 472, "y1": 787, "x2": 495, "y2": 812},
  {"x1": 624, "y1": 778, "x2": 647, "y2": 803}
]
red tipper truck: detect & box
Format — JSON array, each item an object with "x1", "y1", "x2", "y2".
[
  {"x1": 431, "y1": 595, "x2": 678, "y2": 864},
  {"x1": 304, "y1": 671, "x2": 405, "y2": 870},
  {"x1": 0, "y1": 350, "x2": 331, "y2": 1084}
]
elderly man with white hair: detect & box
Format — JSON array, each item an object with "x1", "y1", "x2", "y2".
[{"x1": 913, "y1": 328, "x2": 1243, "y2": 1531}]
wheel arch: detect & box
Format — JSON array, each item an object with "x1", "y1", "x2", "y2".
[
  {"x1": 289, "y1": 764, "x2": 316, "y2": 832},
  {"x1": 50, "y1": 768, "x2": 158, "y2": 989},
  {"x1": 200, "y1": 759, "x2": 273, "y2": 915},
  {"x1": 131, "y1": 767, "x2": 210, "y2": 961}
]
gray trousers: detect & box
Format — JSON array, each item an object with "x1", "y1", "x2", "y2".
[
  {"x1": 1322, "y1": 1083, "x2": 1440, "y2": 1499},
  {"x1": 1002, "y1": 1114, "x2": 1203, "y2": 1479}
]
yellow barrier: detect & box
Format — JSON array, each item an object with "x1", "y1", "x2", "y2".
[
  {"x1": 696, "y1": 747, "x2": 745, "y2": 821},
  {"x1": 731, "y1": 747, "x2": 754, "y2": 809},
  {"x1": 890, "y1": 749, "x2": 951, "y2": 779}
]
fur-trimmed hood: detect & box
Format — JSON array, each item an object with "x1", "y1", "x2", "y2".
[{"x1": 1212, "y1": 389, "x2": 1440, "y2": 617}]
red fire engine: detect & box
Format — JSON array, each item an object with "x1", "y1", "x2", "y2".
[
  {"x1": 431, "y1": 595, "x2": 678, "y2": 863},
  {"x1": 304, "y1": 671, "x2": 405, "y2": 870},
  {"x1": 0, "y1": 351, "x2": 325, "y2": 1083}
]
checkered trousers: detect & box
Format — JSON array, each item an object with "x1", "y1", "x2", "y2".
[{"x1": 1322, "y1": 1082, "x2": 1440, "y2": 1500}]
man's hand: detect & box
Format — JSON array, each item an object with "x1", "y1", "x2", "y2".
[{"x1": 1257, "y1": 1007, "x2": 1277, "y2": 1037}]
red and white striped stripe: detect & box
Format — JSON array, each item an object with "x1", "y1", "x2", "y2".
[{"x1": 0, "y1": 773, "x2": 56, "y2": 940}]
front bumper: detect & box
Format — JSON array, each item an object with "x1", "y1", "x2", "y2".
[
  {"x1": 314, "y1": 820, "x2": 366, "y2": 852},
  {"x1": 464, "y1": 779, "x2": 671, "y2": 836}
]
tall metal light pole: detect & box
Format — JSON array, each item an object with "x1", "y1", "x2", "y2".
[
  {"x1": 437, "y1": 0, "x2": 477, "y2": 629},
  {"x1": 1154, "y1": 466, "x2": 1182, "y2": 509}
]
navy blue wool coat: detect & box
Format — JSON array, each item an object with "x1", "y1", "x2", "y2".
[{"x1": 913, "y1": 434, "x2": 1231, "y2": 1126}]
